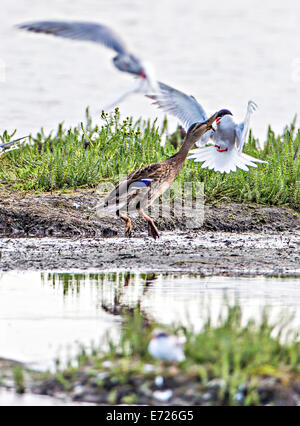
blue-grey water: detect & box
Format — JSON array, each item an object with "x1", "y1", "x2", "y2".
[{"x1": 0, "y1": 0, "x2": 299, "y2": 140}]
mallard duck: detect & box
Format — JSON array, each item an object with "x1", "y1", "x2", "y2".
[
  {"x1": 17, "y1": 20, "x2": 158, "y2": 108},
  {"x1": 148, "y1": 82, "x2": 267, "y2": 174},
  {"x1": 97, "y1": 109, "x2": 232, "y2": 239}
]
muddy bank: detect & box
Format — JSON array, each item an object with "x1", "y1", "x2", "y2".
[
  {"x1": 0, "y1": 231, "x2": 299, "y2": 275},
  {"x1": 0, "y1": 189, "x2": 299, "y2": 238},
  {"x1": 0, "y1": 189, "x2": 299, "y2": 275},
  {"x1": 0, "y1": 359, "x2": 91, "y2": 406},
  {"x1": 2, "y1": 357, "x2": 300, "y2": 406},
  {"x1": 29, "y1": 366, "x2": 300, "y2": 406}
]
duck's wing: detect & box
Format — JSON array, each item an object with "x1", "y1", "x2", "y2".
[
  {"x1": 147, "y1": 82, "x2": 210, "y2": 135},
  {"x1": 17, "y1": 21, "x2": 129, "y2": 55},
  {"x1": 235, "y1": 101, "x2": 257, "y2": 152},
  {"x1": 98, "y1": 164, "x2": 164, "y2": 215},
  {"x1": 127, "y1": 163, "x2": 165, "y2": 182}
]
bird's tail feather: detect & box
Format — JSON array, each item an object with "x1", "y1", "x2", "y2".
[{"x1": 188, "y1": 146, "x2": 267, "y2": 174}]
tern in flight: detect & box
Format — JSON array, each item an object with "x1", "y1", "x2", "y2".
[
  {"x1": 148, "y1": 82, "x2": 267, "y2": 174},
  {"x1": 0, "y1": 135, "x2": 29, "y2": 155},
  {"x1": 17, "y1": 20, "x2": 158, "y2": 109}
]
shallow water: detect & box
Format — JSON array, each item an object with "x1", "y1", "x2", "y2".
[
  {"x1": 0, "y1": 271, "x2": 300, "y2": 374},
  {"x1": 0, "y1": 388, "x2": 90, "y2": 406},
  {"x1": 0, "y1": 0, "x2": 299, "y2": 140}
]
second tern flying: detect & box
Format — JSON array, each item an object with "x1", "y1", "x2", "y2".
[{"x1": 18, "y1": 20, "x2": 158, "y2": 108}]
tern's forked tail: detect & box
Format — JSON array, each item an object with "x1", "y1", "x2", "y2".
[{"x1": 188, "y1": 146, "x2": 267, "y2": 174}]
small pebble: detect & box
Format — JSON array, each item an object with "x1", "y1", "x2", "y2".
[
  {"x1": 202, "y1": 392, "x2": 212, "y2": 401},
  {"x1": 234, "y1": 392, "x2": 245, "y2": 403},
  {"x1": 96, "y1": 372, "x2": 108, "y2": 381},
  {"x1": 238, "y1": 383, "x2": 247, "y2": 393},
  {"x1": 143, "y1": 364, "x2": 155, "y2": 373},
  {"x1": 73, "y1": 385, "x2": 84, "y2": 396},
  {"x1": 155, "y1": 376, "x2": 164, "y2": 388},
  {"x1": 207, "y1": 379, "x2": 226, "y2": 389},
  {"x1": 153, "y1": 390, "x2": 173, "y2": 402}
]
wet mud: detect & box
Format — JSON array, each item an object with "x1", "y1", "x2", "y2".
[
  {"x1": 0, "y1": 189, "x2": 298, "y2": 275},
  {"x1": 0, "y1": 231, "x2": 298, "y2": 276}
]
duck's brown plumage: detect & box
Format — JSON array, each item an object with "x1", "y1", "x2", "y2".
[{"x1": 99, "y1": 109, "x2": 232, "y2": 239}]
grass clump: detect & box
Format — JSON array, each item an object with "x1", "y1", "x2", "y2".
[
  {"x1": 0, "y1": 110, "x2": 299, "y2": 209},
  {"x1": 33, "y1": 304, "x2": 300, "y2": 406},
  {"x1": 13, "y1": 367, "x2": 25, "y2": 394},
  {"x1": 0, "y1": 109, "x2": 168, "y2": 192}
]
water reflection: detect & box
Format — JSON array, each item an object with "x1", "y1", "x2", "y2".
[
  {"x1": 0, "y1": 389, "x2": 90, "y2": 406},
  {"x1": 1, "y1": 271, "x2": 300, "y2": 372}
]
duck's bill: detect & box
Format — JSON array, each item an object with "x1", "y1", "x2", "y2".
[{"x1": 188, "y1": 146, "x2": 267, "y2": 174}]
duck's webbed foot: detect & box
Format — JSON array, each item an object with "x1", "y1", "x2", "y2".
[
  {"x1": 117, "y1": 211, "x2": 133, "y2": 238},
  {"x1": 148, "y1": 221, "x2": 160, "y2": 240},
  {"x1": 138, "y1": 208, "x2": 160, "y2": 240},
  {"x1": 125, "y1": 223, "x2": 133, "y2": 238}
]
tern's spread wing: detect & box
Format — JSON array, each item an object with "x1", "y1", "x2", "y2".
[
  {"x1": 18, "y1": 21, "x2": 128, "y2": 55},
  {"x1": 97, "y1": 179, "x2": 150, "y2": 214},
  {"x1": 235, "y1": 101, "x2": 257, "y2": 152},
  {"x1": 188, "y1": 146, "x2": 267, "y2": 174},
  {"x1": 104, "y1": 79, "x2": 149, "y2": 111},
  {"x1": 148, "y1": 82, "x2": 209, "y2": 132}
]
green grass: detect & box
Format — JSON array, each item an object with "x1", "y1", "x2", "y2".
[
  {"x1": 30, "y1": 303, "x2": 300, "y2": 406},
  {"x1": 13, "y1": 367, "x2": 25, "y2": 394},
  {"x1": 0, "y1": 109, "x2": 299, "y2": 209}
]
